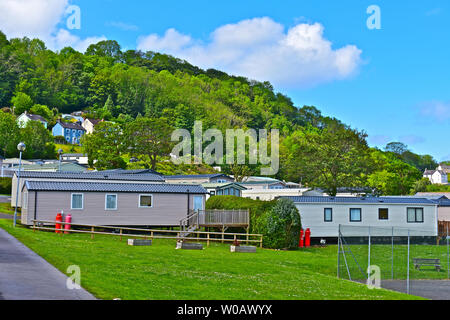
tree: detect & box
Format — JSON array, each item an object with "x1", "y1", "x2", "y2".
[
  {"x1": 256, "y1": 198, "x2": 301, "y2": 249},
  {"x1": 81, "y1": 122, "x2": 126, "y2": 170},
  {"x1": 410, "y1": 178, "x2": 431, "y2": 194},
  {"x1": 29, "y1": 104, "x2": 53, "y2": 121},
  {"x1": 11, "y1": 92, "x2": 33, "y2": 115},
  {"x1": 281, "y1": 125, "x2": 373, "y2": 196},
  {"x1": 0, "y1": 111, "x2": 21, "y2": 157},
  {"x1": 21, "y1": 121, "x2": 56, "y2": 159},
  {"x1": 124, "y1": 117, "x2": 174, "y2": 170},
  {"x1": 385, "y1": 142, "x2": 408, "y2": 155},
  {"x1": 367, "y1": 151, "x2": 422, "y2": 195}
]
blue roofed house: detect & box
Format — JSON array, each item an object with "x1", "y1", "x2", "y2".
[{"x1": 52, "y1": 120, "x2": 86, "y2": 144}]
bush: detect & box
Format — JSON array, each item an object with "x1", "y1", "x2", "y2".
[
  {"x1": 0, "y1": 177, "x2": 12, "y2": 195},
  {"x1": 206, "y1": 196, "x2": 276, "y2": 234},
  {"x1": 255, "y1": 198, "x2": 301, "y2": 249},
  {"x1": 206, "y1": 196, "x2": 301, "y2": 249}
]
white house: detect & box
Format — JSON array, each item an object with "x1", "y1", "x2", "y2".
[
  {"x1": 17, "y1": 112, "x2": 48, "y2": 129},
  {"x1": 82, "y1": 118, "x2": 103, "y2": 134},
  {"x1": 424, "y1": 169, "x2": 448, "y2": 185},
  {"x1": 282, "y1": 196, "x2": 438, "y2": 239}
]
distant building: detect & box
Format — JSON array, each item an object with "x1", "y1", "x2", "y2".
[
  {"x1": 61, "y1": 153, "x2": 89, "y2": 165},
  {"x1": 164, "y1": 174, "x2": 234, "y2": 184},
  {"x1": 52, "y1": 120, "x2": 86, "y2": 144},
  {"x1": 424, "y1": 168, "x2": 448, "y2": 185},
  {"x1": 82, "y1": 118, "x2": 103, "y2": 134},
  {"x1": 202, "y1": 182, "x2": 247, "y2": 199},
  {"x1": 17, "y1": 112, "x2": 48, "y2": 129}
]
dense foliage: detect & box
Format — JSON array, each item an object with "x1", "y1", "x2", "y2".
[
  {"x1": 0, "y1": 177, "x2": 12, "y2": 195},
  {"x1": 0, "y1": 31, "x2": 442, "y2": 194},
  {"x1": 206, "y1": 196, "x2": 301, "y2": 249},
  {"x1": 255, "y1": 198, "x2": 301, "y2": 249}
]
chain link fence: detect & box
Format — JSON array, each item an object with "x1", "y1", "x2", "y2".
[{"x1": 338, "y1": 224, "x2": 450, "y2": 295}]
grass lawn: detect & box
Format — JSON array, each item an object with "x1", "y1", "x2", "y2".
[
  {"x1": 340, "y1": 243, "x2": 450, "y2": 281},
  {"x1": 55, "y1": 143, "x2": 82, "y2": 154},
  {"x1": 0, "y1": 202, "x2": 14, "y2": 215},
  {"x1": 0, "y1": 220, "x2": 421, "y2": 300}
]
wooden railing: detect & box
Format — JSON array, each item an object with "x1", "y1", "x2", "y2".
[
  {"x1": 31, "y1": 220, "x2": 263, "y2": 247},
  {"x1": 192, "y1": 209, "x2": 250, "y2": 227}
]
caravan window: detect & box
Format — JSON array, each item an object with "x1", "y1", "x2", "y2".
[
  {"x1": 324, "y1": 208, "x2": 332, "y2": 222},
  {"x1": 407, "y1": 208, "x2": 424, "y2": 223},
  {"x1": 139, "y1": 195, "x2": 153, "y2": 208},
  {"x1": 71, "y1": 193, "x2": 84, "y2": 210},
  {"x1": 105, "y1": 194, "x2": 117, "y2": 210},
  {"x1": 349, "y1": 208, "x2": 362, "y2": 222}
]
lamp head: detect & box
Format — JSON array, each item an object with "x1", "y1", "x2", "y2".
[{"x1": 17, "y1": 142, "x2": 26, "y2": 152}]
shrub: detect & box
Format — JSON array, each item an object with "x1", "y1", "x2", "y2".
[
  {"x1": 255, "y1": 198, "x2": 301, "y2": 249},
  {"x1": 206, "y1": 196, "x2": 276, "y2": 234},
  {"x1": 0, "y1": 177, "x2": 12, "y2": 195}
]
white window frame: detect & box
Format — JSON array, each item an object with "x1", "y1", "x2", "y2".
[
  {"x1": 22, "y1": 191, "x2": 28, "y2": 209},
  {"x1": 138, "y1": 194, "x2": 153, "y2": 208},
  {"x1": 105, "y1": 194, "x2": 118, "y2": 211},
  {"x1": 71, "y1": 193, "x2": 84, "y2": 210}
]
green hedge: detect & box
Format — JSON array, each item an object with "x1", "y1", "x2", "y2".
[
  {"x1": 255, "y1": 198, "x2": 301, "y2": 249},
  {"x1": 206, "y1": 196, "x2": 276, "y2": 234},
  {"x1": 0, "y1": 177, "x2": 12, "y2": 195},
  {"x1": 206, "y1": 196, "x2": 301, "y2": 249}
]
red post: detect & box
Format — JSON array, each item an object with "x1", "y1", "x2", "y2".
[
  {"x1": 64, "y1": 214, "x2": 72, "y2": 234},
  {"x1": 305, "y1": 228, "x2": 311, "y2": 248},
  {"x1": 299, "y1": 229, "x2": 304, "y2": 248},
  {"x1": 55, "y1": 213, "x2": 63, "y2": 234}
]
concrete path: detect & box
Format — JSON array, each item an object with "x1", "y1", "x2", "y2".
[
  {"x1": 0, "y1": 228, "x2": 96, "y2": 300},
  {"x1": 0, "y1": 195, "x2": 11, "y2": 203},
  {"x1": 381, "y1": 280, "x2": 450, "y2": 300}
]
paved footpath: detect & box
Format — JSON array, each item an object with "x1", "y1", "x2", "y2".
[{"x1": 0, "y1": 228, "x2": 96, "y2": 300}]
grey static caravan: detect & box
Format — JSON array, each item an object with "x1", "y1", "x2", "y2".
[
  {"x1": 282, "y1": 196, "x2": 439, "y2": 239},
  {"x1": 12, "y1": 170, "x2": 165, "y2": 209},
  {"x1": 21, "y1": 181, "x2": 207, "y2": 227}
]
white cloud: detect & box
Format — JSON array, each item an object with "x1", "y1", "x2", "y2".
[
  {"x1": 420, "y1": 101, "x2": 450, "y2": 122},
  {"x1": 137, "y1": 17, "x2": 363, "y2": 88},
  {"x1": 0, "y1": 0, "x2": 105, "y2": 52}
]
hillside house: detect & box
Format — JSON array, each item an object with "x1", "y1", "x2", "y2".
[
  {"x1": 52, "y1": 120, "x2": 86, "y2": 144},
  {"x1": 17, "y1": 112, "x2": 48, "y2": 129}
]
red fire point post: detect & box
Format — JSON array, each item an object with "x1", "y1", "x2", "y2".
[
  {"x1": 305, "y1": 228, "x2": 311, "y2": 248},
  {"x1": 55, "y1": 213, "x2": 63, "y2": 234},
  {"x1": 299, "y1": 229, "x2": 304, "y2": 248},
  {"x1": 64, "y1": 213, "x2": 72, "y2": 234}
]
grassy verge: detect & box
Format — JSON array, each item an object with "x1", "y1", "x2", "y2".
[
  {"x1": 0, "y1": 220, "x2": 420, "y2": 300},
  {"x1": 0, "y1": 202, "x2": 14, "y2": 215}
]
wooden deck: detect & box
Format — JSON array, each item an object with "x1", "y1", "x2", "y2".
[{"x1": 181, "y1": 209, "x2": 250, "y2": 232}]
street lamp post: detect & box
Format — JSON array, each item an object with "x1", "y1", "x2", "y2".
[
  {"x1": 13, "y1": 142, "x2": 26, "y2": 227},
  {"x1": 58, "y1": 149, "x2": 64, "y2": 172}
]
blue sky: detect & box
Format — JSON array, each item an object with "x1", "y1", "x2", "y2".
[{"x1": 1, "y1": 0, "x2": 449, "y2": 162}]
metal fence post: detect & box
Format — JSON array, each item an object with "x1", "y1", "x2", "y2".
[
  {"x1": 447, "y1": 224, "x2": 449, "y2": 280},
  {"x1": 407, "y1": 229, "x2": 410, "y2": 295},
  {"x1": 337, "y1": 224, "x2": 341, "y2": 279},
  {"x1": 368, "y1": 226, "x2": 371, "y2": 281},
  {"x1": 391, "y1": 227, "x2": 394, "y2": 280}
]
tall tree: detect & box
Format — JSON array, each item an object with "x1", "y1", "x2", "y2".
[
  {"x1": 281, "y1": 125, "x2": 373, "y2": 196},
  {"x1": 81, "y1": 122, "x2": 126, "y2": 170},
  {"x1": 124, "y1": 117, "x2": 174, "y2": 170}
]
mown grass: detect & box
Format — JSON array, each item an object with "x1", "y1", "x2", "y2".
[
  {"x1": 340, "y1": 243, "x2": 450, "y2": 281},
  {"x1": 0, "y1": 219, "x2": 421, "y2": 300},
  {"x1": 0, "y1": 202, "x2": 14, "y2": 215}
]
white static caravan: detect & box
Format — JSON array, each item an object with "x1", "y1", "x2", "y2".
[
  {"x1": 21, "y1": 181, "x2": 207, "y2": 227},
  {"x1": 282, "y1": 196, "x2": 439, "y2": 239}
]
